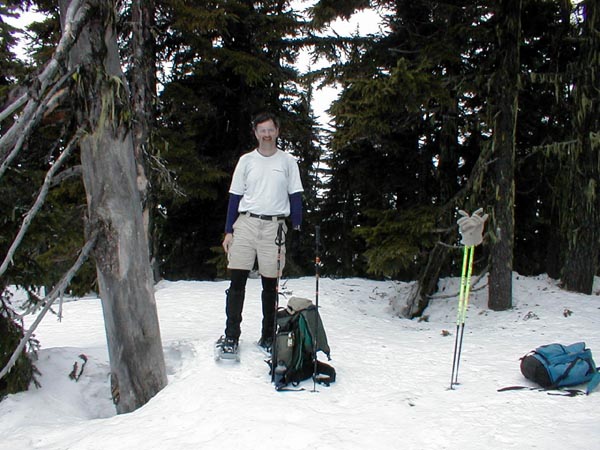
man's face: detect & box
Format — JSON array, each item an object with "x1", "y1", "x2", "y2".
[{"x1": 254, "y1": 119, "x2": 279, "y2": 144}]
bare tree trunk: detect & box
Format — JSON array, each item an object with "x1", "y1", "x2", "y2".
[
  {"x1": 488, "y1": 0, "x2": 521, "y2": 311},
  {"x1": 60, "y1": 0, "x2": 167, "y2": 414}
]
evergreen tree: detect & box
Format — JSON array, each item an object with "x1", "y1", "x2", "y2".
[
  {"x1": 0, "y1": 0, "x2": 51, "y2": 399},
  {"x1": 311, "y1": 0, "x2": 489, "y2": 284},
  {"x1": 513, "y1": 0, "x2": 574, "y2": 277},
  {"x1": 559, "y1": 0, "x2": 599, "y2": 293},
  {"x1": 0, "y1": 1, "x2": 27, "y2": 106},
  {"x1": 1, "y1": 0, "x2": 93, "y2": 296}
]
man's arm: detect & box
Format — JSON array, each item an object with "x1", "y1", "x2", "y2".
[
  {"x1": 289, "y1": 192, "x2": 302, "y2": 230},
  {"x1": 222, "y1": 194, "x2": 242, "y2": 253},
  {"x1": 225, "y1": 194, "x2": 242, "y2": 233}
]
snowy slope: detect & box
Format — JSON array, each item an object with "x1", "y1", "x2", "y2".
[{"x1": 1, "y1": 274, "x2": 599, "y2": 450}]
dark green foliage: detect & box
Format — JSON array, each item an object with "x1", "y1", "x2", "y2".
[
  {"x1": 513, "y1": 0, "x2": 575, "y2": 276},
  {"x1": 0, "y1": 1, "x2": 93, "y2": 295},
  {"x1": 308, "y1": 0, "x2": 370, "y2": 29},
  {"x1": 314, "y1": 0, "x2": 489, "y2": 278},
  {"x1": 355, "y1": 207, "x2": 438, "y2": 279},
  {"x1": 558, "y1": 0, "x2": 600, "y2": 293},
  {"x1": 0, "y1": 97, "x2": 93, "y2": 295},
  {"x1": 0, "y1": 2, "x2": 29, "y2": 111},
  {"x1": 0, "y1": 290, "x2": 39, "y2": 400}
]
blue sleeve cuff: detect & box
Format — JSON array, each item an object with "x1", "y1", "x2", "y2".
[
  {"x1": 289, "y1": 192, "x2": 303, "y2": 229},
  {"x1": 225, "y1": 194, "x2": 242, "y2": 233}
]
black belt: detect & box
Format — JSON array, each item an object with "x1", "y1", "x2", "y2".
[{"x1": 243, "y1": 212, "x2": 286, "y2": 221}]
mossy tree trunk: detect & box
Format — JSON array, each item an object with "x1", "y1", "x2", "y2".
[
  {"x1": 488, "y1": 0, "x2": 522, "y2": 311},
  {"x1": 60, "y1": 0, "x2": 167, "y2": 414}
]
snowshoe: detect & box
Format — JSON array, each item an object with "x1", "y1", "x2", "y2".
[
  {"x1": 257, "y1": 336, "x2": 273, "y2": 354},
  {"x1": 215, "y1": 336, "x2": 240, "y2": 361}
]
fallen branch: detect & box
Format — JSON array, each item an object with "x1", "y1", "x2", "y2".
[{"x1": 68, "y1": 354, "x2": 88, "y2": 381}]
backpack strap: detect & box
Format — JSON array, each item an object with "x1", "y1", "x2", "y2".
[
  {"x1": 586, "y1": 370, "x2": 600, "y2": 395},
  {"x1": 497, "y1": 386, "x2": 586, "y2": 397}
]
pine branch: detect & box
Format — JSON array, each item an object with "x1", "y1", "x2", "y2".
[
  {"x1": 0, "y1": 230, "x2": 98, "y2": 382},
  {"x1": 0, "y1": 129, "x2": 84, "y2": 280}
]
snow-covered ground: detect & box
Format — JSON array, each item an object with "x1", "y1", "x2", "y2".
[{"x1": 1, "y1": 273, "x2": 599, "y2": 449}]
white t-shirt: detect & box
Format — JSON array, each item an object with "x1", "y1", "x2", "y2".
[{"x1": 229, "y1": 149, "x2": 303, "y2": 216}]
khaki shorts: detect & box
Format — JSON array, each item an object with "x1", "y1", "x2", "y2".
[{"x1": 227, "y1": 214, "x2": 287, "y2": 278}]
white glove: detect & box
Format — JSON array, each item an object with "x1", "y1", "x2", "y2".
[{"x1": 457, "y1": 208, "x2": 488, "y2": 247}]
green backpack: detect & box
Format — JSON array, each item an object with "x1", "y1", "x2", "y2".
[{"x1": 271, "y1": 297, "x2": 336, "y2": 391}]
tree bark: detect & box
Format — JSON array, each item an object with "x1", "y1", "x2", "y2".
[
  {"x1": 488, "y1": 0, "x2": 521, "y2": 311},
  {"x1": 60, "y1": 0, "x2": 167, "y2": 414},
  {"x1": 130, "y1": 0, "x2": 161, "y2": 281}
]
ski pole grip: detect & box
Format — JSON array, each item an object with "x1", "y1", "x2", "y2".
[{"x1": 275, "y1": 222, "x2": 284, "y2": 246}]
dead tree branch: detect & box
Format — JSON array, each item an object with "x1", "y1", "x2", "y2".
[
  {"x1": 403, "y1": 142, "x2": 494, "y2": 318},
  {"x1": 0, "y1": 93, "x2": 28, "y2": 123},
  {"x1": 0, "y1": 0, "x2": 92, "y2": 167},
  {"x1": 0, "y1": 230, "x2": 98, "y2": 382},
  {"x1": 0, "y1": 69, "x2": 77, "y2": 180},
  {"x1": 49, "y1": 165, "x2": 83, "y2": 188}
]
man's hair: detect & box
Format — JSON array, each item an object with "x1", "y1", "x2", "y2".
[{"x1": 252, "y1": 112, "x2": 280, "y2": 130}]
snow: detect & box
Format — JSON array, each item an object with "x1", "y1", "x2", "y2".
[{"x1": 1, "y1": 273, "x2": 599, "y2": 450}]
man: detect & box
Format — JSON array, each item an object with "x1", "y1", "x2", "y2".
[{"x1": 217, "y1": 112, "x2": 303, "y2": 355}]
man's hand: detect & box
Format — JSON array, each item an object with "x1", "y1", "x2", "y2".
[
  {"x1": 222, "y1": 233, "x2": 233, "y2": 253},
  {"x1": 287, "y1": 226, "x2": 301, "y2": 256},
  {"x1": 457, "y1": 208, "x2": 488, "y2": 247}
]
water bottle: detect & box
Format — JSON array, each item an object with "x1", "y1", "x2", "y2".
[{"x1": 274, "y1": 361, "x2": 286, "y2": 386}]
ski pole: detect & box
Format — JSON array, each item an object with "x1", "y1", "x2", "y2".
[
  {"x1": 450, "y1": 245, "x2": 474, "y2": 388},
  {"x1": 312, "y1": 225, "x2": 321, "y2": 392},
  {"x1": 454, "y1": 245, "x2": 474, "y2": 386},
  {"x1": 450, "y1": 245, "x2": 469, "y2": 388},
  {"x1": 271, "y1": 222, "x2": 285, "y2": 382}
]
